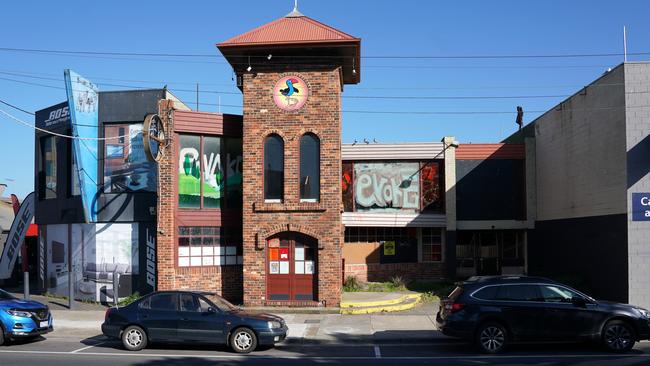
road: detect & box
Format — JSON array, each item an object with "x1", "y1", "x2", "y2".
[{"x1": 1, "y1": 335, "x2": 650, "y2": 366}]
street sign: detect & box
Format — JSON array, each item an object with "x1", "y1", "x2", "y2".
[{"x1": 632, "y1": 193, "x2": 650, "y2": 221}]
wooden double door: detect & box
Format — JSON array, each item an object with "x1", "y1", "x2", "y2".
[{"x1": 267, "y1": 233, "x2": 317, "y2": 302}]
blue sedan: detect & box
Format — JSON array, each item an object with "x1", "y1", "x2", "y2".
[
  {"x1": 102, "y1": 291, "x2": 288, "y2": 353},
  {"x1": 0, "y1": 289, "x2": 53, "y2": 345}
]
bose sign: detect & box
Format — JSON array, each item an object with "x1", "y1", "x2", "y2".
[
  {"x1": 0, "y1": 192, "x2": 35, "y2": 279},
  {"x1": 35, "y1": 102, "x2": 71, "y2": 129},
  {"x1": 632, "y1": 193, "x2": 650, "y2": 221}
]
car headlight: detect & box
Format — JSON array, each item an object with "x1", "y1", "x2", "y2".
[
  {"x1": 637, "y1": 308, "x2": 650, "y2": 319},
  {"x1": 6, "y1": 309, "x2": 31, "y2": 318},
  {"x1": 268, "y1": 321, "x2": 282, "y2": 329}
]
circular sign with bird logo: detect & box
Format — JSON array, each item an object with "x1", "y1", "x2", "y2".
[{"x1": 273, "y1": 75, "x2": 309, "y2": 112}]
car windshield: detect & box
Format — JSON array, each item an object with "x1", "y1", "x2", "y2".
[
  {"x1": 204, "y1": 294, "x2": 239, "y2": 312},
  {"x1": 0, "y1": 289, "x2": 17, "y2": 300}
]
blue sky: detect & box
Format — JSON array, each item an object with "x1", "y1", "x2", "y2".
[{"x1": 1, "y1": 0, "x2": 649, "y2": 198}]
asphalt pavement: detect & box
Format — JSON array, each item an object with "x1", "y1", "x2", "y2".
[{"x1": 1, "y1": 334, "x2": 650, "y2": 366}]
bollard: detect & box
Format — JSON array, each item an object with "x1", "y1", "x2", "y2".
[{"x1": 23, "y1": 272, "x2": 30, "y2": 300}]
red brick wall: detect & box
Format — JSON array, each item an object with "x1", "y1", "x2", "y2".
[
  {"x1": 241, "y1": 69, "x2": 343, "y2": 307},
  {"x1": 345, "y1": 263, "x2": 445, "y2": 283},
  {"x1": 156, "y1": 100, "x2": 244, "y2": 303}
]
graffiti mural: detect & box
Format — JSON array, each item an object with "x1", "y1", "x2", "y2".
[{"x1": 354, "y1": 162, "x2": 420, "y2": 212}]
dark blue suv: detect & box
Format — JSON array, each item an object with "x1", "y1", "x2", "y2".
[
  {"x1": 436, "y1": 276, "x2": 650, "y2": 353},
  {"x1": 0, "y1": 289, "x2": 53, "y2": 345}
]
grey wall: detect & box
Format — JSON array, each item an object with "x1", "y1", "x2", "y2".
[
  {"x1": 534, "y1": 66, "x2": 627, "y2": 221},
  {"x1": 624, "y1": 62, "x2": 650, "y2": 309}
]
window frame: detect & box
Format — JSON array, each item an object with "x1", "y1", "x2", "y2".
[
  {"x1": 299, "y1": 133, "x2": 320, "y2": 202},
  {"x1": 419, "y1": 227, "x2": 444, "y2": 263},
  {"x1": 263, "y1": 134, "x2": 284, "y2": 202},
  {"x1": 39, "y1": 135, "x2": 58, "y2": 200},
  {"x1": 176, "y1": 226, "x2": 242, "y2": 268}
]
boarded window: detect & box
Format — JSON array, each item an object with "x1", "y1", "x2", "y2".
[{"x1": 354, "y1": 162, "x2": 419, "y2": 213}]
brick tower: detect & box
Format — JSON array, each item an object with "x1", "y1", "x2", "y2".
[{"x1": 218, "y1": 5, "x2": 360, "y2": 306}]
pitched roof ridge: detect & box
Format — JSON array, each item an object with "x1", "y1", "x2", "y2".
[{"x1": 299, "y1": 15, "x2": 358, "y2": 40}]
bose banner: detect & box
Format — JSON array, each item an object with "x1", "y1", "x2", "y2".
[
  {"x1": 64, "y1": 69, "x2": 99, "y2": 223},
  {"x1": 0, "y1": 192, "x2": 35, "y2": 279}
]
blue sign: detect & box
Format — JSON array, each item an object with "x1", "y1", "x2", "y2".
[
  {"x1": 632, "y1": 193, "x2": 650, "y2": 221},
  {"x1": 64, "y1": 70, "x2": 99, "y2": 222}
]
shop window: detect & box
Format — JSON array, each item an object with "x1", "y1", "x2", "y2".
[
  {"x1": 299, "y1": 133, "x2": 320, "y2": 201},
  {"x1": 177, "y1": 135, "x2": 241, "y2": 209},
  {"x1": 342, "y1": 162, "x2": 354, "y2": 211},
  {"x1": 104, "y1": 123, "x2": 157, "y2": 193},
  {"x1": 178, "y1": 135, "x2": 202, "y2": 208},
  {"x1": 177, "y1": 226, "x2": 242, "y2": 267},
  {"x1": 264, "y1": 134, "x2": 284, "y2": 201},
  {"x1": 39, "y1": 135, "x2": 57, "y2": 199},
  {"x1": 343, "y1": 227, "x2": 418, "y2": 264},
  {"x1": 421, "y1": 227, "x2": 442, "y2": 262},
  {"x1": 202, "y1": 137, "x2": 222, "y2": 208},
  {"x1": 421, "y1": 161, "x2": 443, "y2": 212},
  {"x1": 225, "y1": 138, "x2": 243, "y2": 209}
]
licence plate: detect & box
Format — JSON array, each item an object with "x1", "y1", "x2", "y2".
[{"x1": 39, "y1": 321, "x2": 48, "y2": 328}]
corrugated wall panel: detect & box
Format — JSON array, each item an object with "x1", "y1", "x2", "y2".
[
  {"x1": 342, "y1": 212, "x2": 446, "y2": 227},
  {"x1": 174, "y1": 110, "x2": 242, "y2": 136},
  {"x1": 342, "y1": 143, "x2": 445, "y2": 160}
]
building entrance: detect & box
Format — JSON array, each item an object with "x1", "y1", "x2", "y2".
[{"x1": 267, "y1": 233, "x2": 317, "y2": 302}]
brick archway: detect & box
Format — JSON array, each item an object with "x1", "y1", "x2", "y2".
[{"x1": 257, "y1": 223, "x2": 323, "y2": 246}]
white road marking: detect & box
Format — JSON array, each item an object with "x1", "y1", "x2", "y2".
[
  {"x1": 374, "y1": 345, "x2": 381, "y2": 358},
  {"x1": 69, "y1": 341, "x2": 106, "y2": 354},
  {"x1": 0, "y1": 349, "x2": 649, "y2": 360}
]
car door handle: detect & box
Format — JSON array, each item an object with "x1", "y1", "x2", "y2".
[{"x1": 181, "y1": 318, "x2": 189, "y2": 321}]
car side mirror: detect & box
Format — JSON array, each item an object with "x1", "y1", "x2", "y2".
[
  {"x1": 207, "y1": 306, "x2": 217, "y2": 314},
  {"x1": 572, "y1": 296, "x2": 587, "y2": 308}
]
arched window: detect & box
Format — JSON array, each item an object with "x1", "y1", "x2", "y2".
[
  {"x1": 300, "y1": 133, "x2": 320, "y2": 201},
  {"x1": 264, "y1": 134, "x2": 284, "y2": 201}
]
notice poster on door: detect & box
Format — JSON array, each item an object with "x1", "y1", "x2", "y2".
[
  {"x1": 269, "y1": 248, "x2": 279, "y2": 261},
  {"x1": 383, "y1": 241, "x2": 396, "y2": 256},
  {"x1": 270, "y1": 261, "x2": 279, "y2": 274},
  {"x1": 305, "y1": 261, "x2": 314, "y2": 274},
  {"x1": 279, "y1": 248, "x2": 289, "y2": 260}
]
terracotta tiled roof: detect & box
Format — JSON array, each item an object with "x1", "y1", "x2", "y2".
[{"x1": 219, "y1": 14, "x2": 359, "y2": 47}]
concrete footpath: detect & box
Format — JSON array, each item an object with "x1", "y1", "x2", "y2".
[{"x1": 50, "y1": 302, "x2": 445, "y2": 344}]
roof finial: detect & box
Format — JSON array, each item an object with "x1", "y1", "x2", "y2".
[{"x1": 286, "y1": 0, "x2": 304, "y2": 17}]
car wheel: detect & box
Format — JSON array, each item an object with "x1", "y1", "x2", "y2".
[
  {"x1": 476, "y1": 322, "x2": 508, "y2": 354},
  {"x1": 602, "y1": 320, "x2": 635, "y2": 353},
  {"x1": 122, "y1": 325, "x2": 148, "y2": 351},
  {"x1": 0, "y1": 326, "x2": 5, "y2": 346},
  {"x1": 230, "y1": 327, "x2": 257, "y2": 354}
]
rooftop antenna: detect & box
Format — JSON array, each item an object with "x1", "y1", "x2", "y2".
[
  {"x1": 286, "y1": 0, "x2": 304, "y2": 17},
  {"x1": 620, "y1": 25, "x2": 627, "y2": 62}
]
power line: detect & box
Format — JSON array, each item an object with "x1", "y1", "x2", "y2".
[
  {"x1": 0, "y1": 108, "x2": 130, "y2": 141},
  {"x1": 2, "y1": 46, "x2": 650, "y2": 59},
  {"x1": 0, "y1": 99, "x2": 34, "y2": 115},
  {"x1": 0, "y1": 67, "x2": 631, "y2": 92}
]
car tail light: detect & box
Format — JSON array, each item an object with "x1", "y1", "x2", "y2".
[
  {"x1": 105, "y1": 308, "x2": 113, "y2": 322},
  {"x1": 447, "y1": 303, "x2": 465, "y2": 313}
]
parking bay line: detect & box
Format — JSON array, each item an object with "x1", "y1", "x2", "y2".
[
  {"x1": 1, "y1": 349, "x2": 650, "y2": 360},
  {"x1": 69, "y1": 341, "x2": 106, "y2": 354}
]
